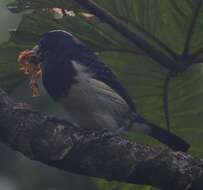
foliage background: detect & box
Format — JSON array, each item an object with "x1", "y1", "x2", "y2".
[{"x1": 0, "y1": 0, "x2": 203, "y2": 190}]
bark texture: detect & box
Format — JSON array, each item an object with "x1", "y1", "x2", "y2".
[{"x1": 0, "y1": 89, "x2": 203, "y2": 190}]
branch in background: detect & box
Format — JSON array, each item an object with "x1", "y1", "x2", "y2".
[
  {"x1": 0, "y1": 88, "x2": 203, "y2": 190},
  {"x1": 74, "y1": 0, "x2": 181, "y2": 71}
]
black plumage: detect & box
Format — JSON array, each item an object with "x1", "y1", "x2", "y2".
[
  {"x1": 33, "y1": 30, "x2": 190, "y2": 152},
  {"x1": 39, "y1": 30, "x2": 135, "y2": 110}
]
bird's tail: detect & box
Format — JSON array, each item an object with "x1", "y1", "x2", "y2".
[{"x1": 131, "y1": 114, "x2": 190, "y2": 152}]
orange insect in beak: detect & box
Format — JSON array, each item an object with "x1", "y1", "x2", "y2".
[{"x1": 18, "y1": 48, "x2": 42, "y2": 97}]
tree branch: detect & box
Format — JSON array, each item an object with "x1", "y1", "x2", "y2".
[
  {"x1": 74, "y1": 0, "x2": 182, "y2": 71},
  {"x1": 0, "y1": 89, "x2": 203, "y2": 190}
]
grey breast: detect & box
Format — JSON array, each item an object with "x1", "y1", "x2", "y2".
[{"x1": 60, "y1": 61, "x2": 131, "y2": 131}]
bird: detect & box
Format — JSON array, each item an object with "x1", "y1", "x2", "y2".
[{"x1": 31, "y1": 30, "x2": 190, "y2": 152}]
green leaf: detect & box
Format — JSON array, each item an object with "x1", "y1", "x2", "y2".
[
  {"x1": 93, "y1": 178, "x2": 157, "y2": 190},
  {"x1": 0, "y1": 0, "x2": 14, "y2": 5},
  {"x1": 1, "y1": 0, "x2": 203, "y2": 152},
  {"x1": 0, "y1": 42, "x2": 26, "y2": 92},
  {"x1": 1, "y1": 1, "x2": 203, "y2": 189}
]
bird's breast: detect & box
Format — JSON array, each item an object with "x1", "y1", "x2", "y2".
[{"x1": 59, "y1": 62, "x2": 131, "y2": 131}]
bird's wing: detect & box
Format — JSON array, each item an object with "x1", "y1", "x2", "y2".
[{"x1": 73, "y1": 54, "x2": 136, "y2": 111}]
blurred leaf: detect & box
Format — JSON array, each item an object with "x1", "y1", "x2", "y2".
[
  {"x1": 0, "y1": 42, "x2": 27, "y2": 91},
  {"x1": 14, "y1": 0, "x2": 203, "y2": 57},
  {"x1": 93, "y1": 178, "x2": 156, "y2": 190},
  {"x1": 1, "y1": 0, "x2": 203, "y2": 152},
  {"x1": 0, "y1": 0, "x2": 14, "y2": 5},
  {"x1": 1, "y1": 1, "x2": 203, "y2": 189}
]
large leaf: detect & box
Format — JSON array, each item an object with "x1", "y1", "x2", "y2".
[
  {"x1": 17, "y1": 0, "x2": 203, "y2": 58},
  {"x1": 93, "y1": 178, "x2": 156, "y2": 190},
  {"x1": 1, "y1": 1, "x2": 203, "y2": 189},
  {"x1": 0, "y1": 0, "x2": 14, "y2": 5},
  {"x1": 0, "y1": 42, "x2": 26, "y2": 91}
]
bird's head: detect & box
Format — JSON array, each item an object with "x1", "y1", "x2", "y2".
[
  {"x1": 27, "y1": 30, "x2": 90, "y2": 99},
  {"x1": 31, "y1": 30, "x2": 88, "y2": 69}
]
